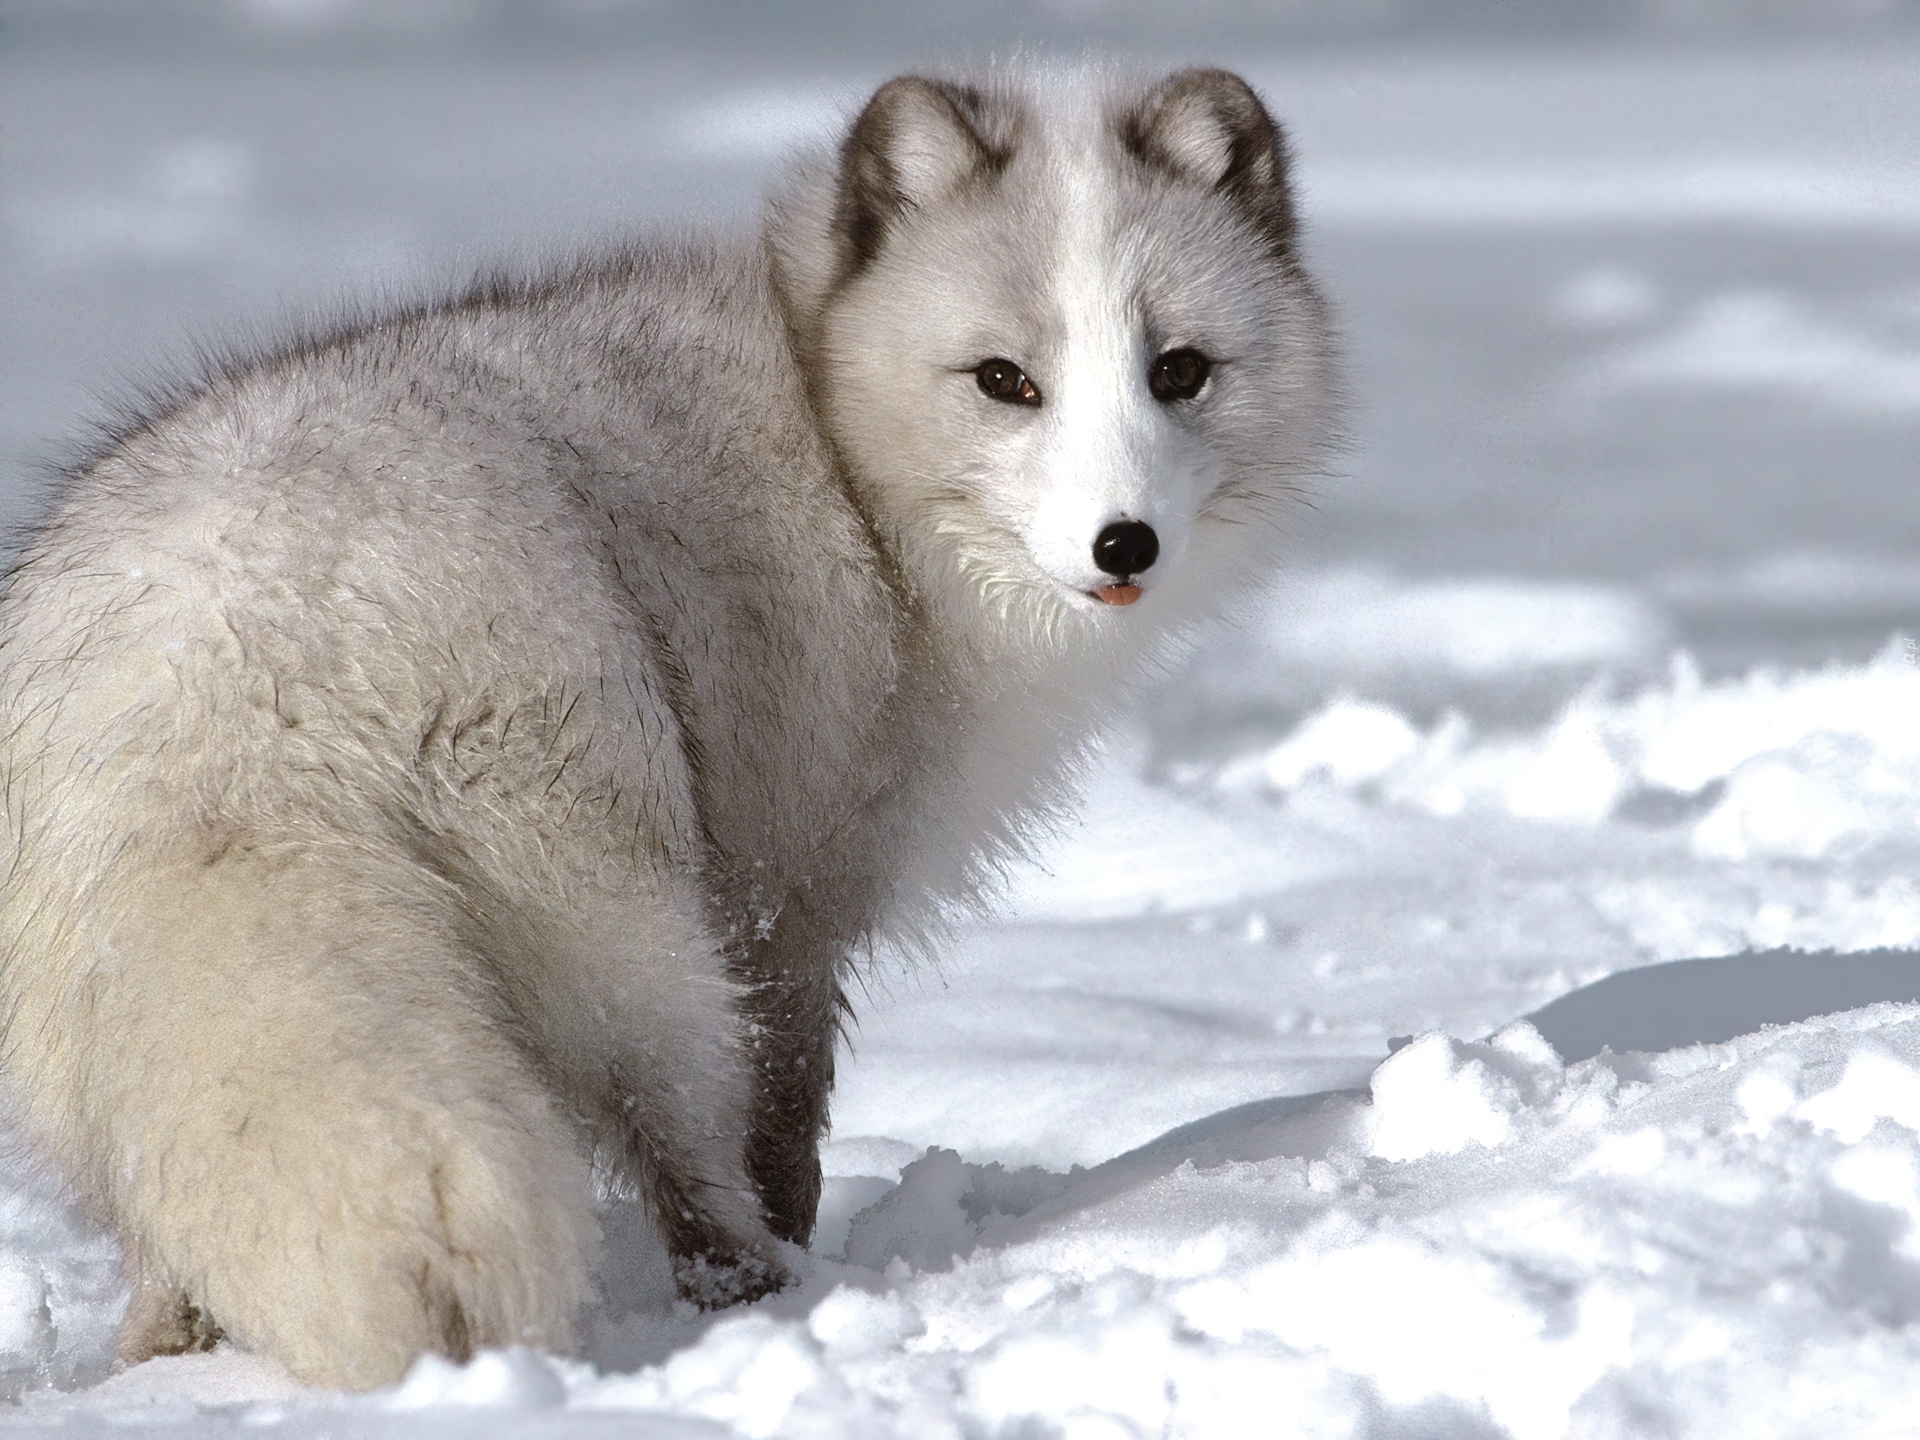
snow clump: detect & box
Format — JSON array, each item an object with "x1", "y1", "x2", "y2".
[{"x1": 1214, "y1": 639, "x2": 1920, "y2": 853}]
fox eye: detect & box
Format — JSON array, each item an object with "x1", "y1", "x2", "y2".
[
  {"x1": 1148, "y1": 348, "x2": 1212, "y2": 402},
  {"x1": 975, "y1": 359, "x2": 1041, "y2": 406}
]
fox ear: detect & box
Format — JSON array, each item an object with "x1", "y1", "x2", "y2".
[
  {"x1": 1123, "y1": 69, "x2": 1297, "y2": 252},
  {"x1": 834, "y1": 76, "x2": 1011, "y2": 278}
]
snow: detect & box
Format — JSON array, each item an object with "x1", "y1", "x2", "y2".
[
  {"x1": 4, "y1": 19, "x2": 1920, "y2": 1440},
  {"x1": 1205, "y1": 628, "x2": 1920, "y2": 847},
  {"x1": 587, "y1": 1008, "x2": 1920, "y2": 1437}
]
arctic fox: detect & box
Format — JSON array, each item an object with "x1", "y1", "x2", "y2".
[{"x1": 0, "y1": 68, "x2": 1337, "y2": 1387}]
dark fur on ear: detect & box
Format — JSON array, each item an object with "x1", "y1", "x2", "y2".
[
  {"x1": 1121, "y1": 69, "x2": 1298, "y2": 254},
  {"x1": 833, "y1": 76, "x2": 1015, "y2": 281}
]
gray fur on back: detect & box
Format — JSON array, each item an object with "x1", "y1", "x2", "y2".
[{"x1": 0, "y1": 65, "x2": 1338, "y2": 1388}]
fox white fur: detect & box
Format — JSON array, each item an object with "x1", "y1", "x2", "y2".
[{"x1": 0, "y1": 67, "x2": 1337, "y2": 1387}]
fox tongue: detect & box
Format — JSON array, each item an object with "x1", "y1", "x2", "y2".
[{"x1": 1094, "y1": 584, "x2": 1142, "y2": 606}]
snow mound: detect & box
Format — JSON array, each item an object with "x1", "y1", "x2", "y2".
[
  {"x1": 1212, "y1": 641, "x2": 1920, "y2": 852},
  {"x1": 540, "y1": 1009, "x2": 1920, "y2": 1434}
]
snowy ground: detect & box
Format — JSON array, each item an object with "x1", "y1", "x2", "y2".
[{"x1": 2, "y1": 16, "x2": 1919, "y2": 1438}]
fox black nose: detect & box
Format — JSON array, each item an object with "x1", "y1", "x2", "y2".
[{"x1": 1093, "y1": 520, "x2": 1159, "y2": 577}]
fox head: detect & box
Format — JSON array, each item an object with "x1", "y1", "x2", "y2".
[{"x1": 769, "y1": 67, "x2": 1341, "y2": 655}]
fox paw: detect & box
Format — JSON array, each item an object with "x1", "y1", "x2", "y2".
[{"x1": 672, "y1": 1248, "x2": 793, "y2": 1309}]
